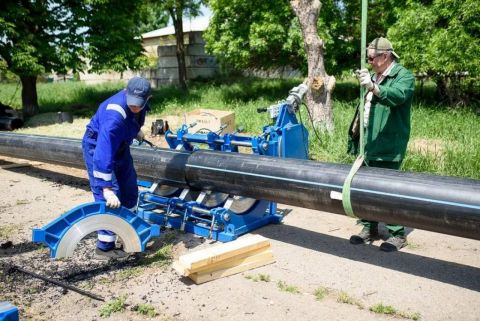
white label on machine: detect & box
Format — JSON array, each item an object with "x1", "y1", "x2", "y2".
[
  {"x1": 268, "y1": 105, "x2": 280, "y2": 118},
  {"x1": 330, "y1": 191, "x2": 343, "y2": 200}
]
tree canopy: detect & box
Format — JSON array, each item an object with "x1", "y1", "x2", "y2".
[
  {"x1": 0, "y1": 0, "x2": 153, "y2": 115},
  {"x1": 388, "y1": 0, "x2": 479, "y2": 103},
  {"x1": 204, "y1": 0, "x2": 304, "y2": 71},
  {"x1": 204, "y1": 0, "x2": 406, "y2": 75},
  {"x1": 205, "y1": 0, "x2": 478, "y2": 77}
]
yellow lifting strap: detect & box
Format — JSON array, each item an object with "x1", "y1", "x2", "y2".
[{"x1": 342, "y1": 0, "x2": 368, "y2": 218}]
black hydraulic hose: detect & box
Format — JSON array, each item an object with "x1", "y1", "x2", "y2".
[
  {"x1": 0, "y1": 133, "x2": 479, "y2": 240},
  {"x1": 6, "y1": 264, "x2": 104, "y2": 301}
]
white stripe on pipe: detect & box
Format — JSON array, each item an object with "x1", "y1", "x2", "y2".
[{"x1": 186, "y1": 164, "x2": 480, "y2": 211}]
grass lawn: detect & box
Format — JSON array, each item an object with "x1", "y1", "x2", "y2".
[{"x1": 0, "y1": 77, "x2": 479, "y2": 179}]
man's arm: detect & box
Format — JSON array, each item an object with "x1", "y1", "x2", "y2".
[
  {"x1": 93, "y1": 114, "x2": 124, "y2": 188},
  {"x1": 375, "y1": 71, "x2": 415, "y2": 107}
]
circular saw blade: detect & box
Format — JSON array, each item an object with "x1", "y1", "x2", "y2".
[{"x1": 227, "y1": 195, "x2": 258, "y2": 214}]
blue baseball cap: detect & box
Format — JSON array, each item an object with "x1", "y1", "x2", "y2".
[{"x1": 126, "y1": 77, "x2": 151, "y2": 107}]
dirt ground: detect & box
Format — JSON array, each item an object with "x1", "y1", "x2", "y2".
[{"x1": 1, "y1": 157, "x2": 479, "y2": 321}]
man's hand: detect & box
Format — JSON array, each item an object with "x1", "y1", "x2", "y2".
[
  {"x1": 356, "y1": 69, "x2": 374, "y2": 91},
  {"x1": 136, "y1": 130, "x2": 145, "y2": 143},
  {"x1": 103, "y1": 188, "x2": 121, "y2": 208}
]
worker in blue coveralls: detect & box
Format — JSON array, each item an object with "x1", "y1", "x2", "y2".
[{"x1": 82, "y1": 76, "x2": 151, "y2": 259}]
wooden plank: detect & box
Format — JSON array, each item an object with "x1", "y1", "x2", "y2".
[
  {"x1": 174, "y1": 247, "x2": 271, "y2": 276},
  {"x1": 189, "y1": 251, "x2": 275, "y2": 284},
  {"x1": 193, "y1": 249, "x2": 273, "y2": 275},
  {"x1": 172, "y1": 260, "x2": 189, "y2": 276},
  {"x1": 179, "y1": 234, "x2": 271, "y2": 271}
]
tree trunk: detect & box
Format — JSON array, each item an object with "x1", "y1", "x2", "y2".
[
  {"x1": 290, "y1": 0, "x2": 335, "y2": 133},
  {"x1": 171, "y1": 9, "x2": 188, "y2": 90},
  {"x1": 20, "y1": 75, "x2": 39, "y2": 117}
]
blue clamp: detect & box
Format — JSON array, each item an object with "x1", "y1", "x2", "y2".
[
  {"x1": 32, "y1": 202, "x2": 160, "y2": 258},
  {"x1": 0, "y1": 302, "x2": 19, "y2": 321}
]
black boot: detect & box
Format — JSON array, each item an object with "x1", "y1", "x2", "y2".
[
  {"x1": 350, "y1": 226, "x2": 378, "y2": 245},
  {"x1": 94, "y1": 247, "x2": 129, "y2": 260},
  {"x1": 380, "y1": 235, "x2": 407, "y2": 252}
]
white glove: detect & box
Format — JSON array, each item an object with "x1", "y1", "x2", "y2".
[
  {"x1": 356, "y1": 69, "x2": 374, "y2": 91},
  {"x1": 136, "y1": 130, "x2": 145, "y2": 143},
  {"x1": 103, "y1": 188, "x2": 121, "y2": 208}
]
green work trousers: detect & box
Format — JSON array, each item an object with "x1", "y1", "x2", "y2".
[{"x1": 359, "y1": 160, "x2": 405, "y2": 237}]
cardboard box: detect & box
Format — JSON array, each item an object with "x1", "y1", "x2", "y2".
[{"x1": 186, "y1": 109, "x2": 235, "y2": 134}]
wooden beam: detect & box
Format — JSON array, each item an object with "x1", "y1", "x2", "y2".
[
  {"x1": 174, "y1": 246, "x2": 270, "y2": 276},
  {"x1": 178, "y1": 234, "x2": 271, "y2": 271},
  {"x1": 189, "y1": 250, "x2": 275, "y2": 284}
]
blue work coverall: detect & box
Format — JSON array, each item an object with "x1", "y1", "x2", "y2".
[{"x1": 82, "y1": 89, "x2": 148, "y2": 251}]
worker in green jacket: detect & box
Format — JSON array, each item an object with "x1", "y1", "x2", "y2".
[{"x1": 348, "y1": 37, "x2": 415, "y2": 252}]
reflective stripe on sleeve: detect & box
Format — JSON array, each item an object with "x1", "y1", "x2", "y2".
[
  {"x1": 93, "y1": 170, "x2": 112, "y2": 181},
  {"x1": 106, "y1": 104, "x2": 127, "y2": 119},
  {"x1": 97, "y1": 234, "x2": 116, "y2": 242}
]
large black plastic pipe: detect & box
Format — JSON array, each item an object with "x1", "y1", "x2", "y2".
[
  {"x1": 187, "y1": 150, "x2": 480, "y2": 240},
  {"x1": 0, "y1": 117, "x2": 24, "y2": 131},
  {"x1": 0, "y1": 133, "x2": 188, "y2": 187},
  {"x1": 1, "y1": 133, "x2": 479, "y2": 240}
]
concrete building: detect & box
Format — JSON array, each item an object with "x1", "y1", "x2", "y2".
[
  {"x1": 79, "y1": 16, "x2": 217, "y2": 87},
  {"x1": 142, "y1": 16, "x2": 217, "y2": 86}
]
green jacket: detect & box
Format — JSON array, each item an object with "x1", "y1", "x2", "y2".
[{"x1": 348, "y1": 63, "x2": 415, "y2": 162}]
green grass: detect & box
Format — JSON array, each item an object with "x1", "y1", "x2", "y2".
[
  {"x1": 0, "y1": 224, "x2": 21, "y2": 239},
  {"x1": 140, "y1": 243, "x2": 173, "y2": 267},
  {"x1": 406, "y1": 242, "x2": 421, "y2": 250},
  {"x1": 313, "y1": 287, "x2": 330, "y2": 301},
  {"x1": 276, "y1": 280, "x2": 300, "y2": 294},
  {"x1": 336, "y1": 291, "x2": 364, "y2": 309},
  {"x1": 370, "y1": 303, "x2": 421, "y2": 320},
  {"x1": 245, "y1": 273, "x2": 271, "y2": 282},
  {"x1": 132, "y1": 303, "x2": 158, "y2": 317},
  {"x1": 1, "y1": 77, "x2": 478, "y2": 179},
  {"x1": 116, "y1": 266, "x2": 145, "y2": 280},
  {"x1": 99, "y1": 294, "x2": 128, "y2": 318}
]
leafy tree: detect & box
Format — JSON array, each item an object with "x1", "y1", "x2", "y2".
[
  {"x1": 158, "y1": 0, "x2": 204, "y2": 90},
  {"x1": 204, "y1": 0, "x2": 405, "y2": 75},
  {"x1": 205, "y1": 0, "x2": 337, "y2": 129},
  {"x1": 138, "y1": 2, "x2": 170, "y2": 35},
  {"x1": 0, "y1": 0, "x2": 150, "y2": 117},
  {"x1": 204, "y1": 0, "x2": 304, "y2": 71},
  {"x1": 388, "y1": 0, "x2": 480, "y2": 104},
  {"x1": 204, "y1": 0, "x2": 410, "y2": 130},
  {"x1": 329, "y1": 0, "x2": 407, "y2": 74}
]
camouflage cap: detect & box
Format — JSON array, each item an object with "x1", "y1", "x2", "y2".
[{"x1": 368, "y1": 37, "x2": 400, "y2": 59}]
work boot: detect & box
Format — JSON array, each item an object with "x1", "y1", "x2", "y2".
[
  {"x1": 349, "y1": 226, "x2": 378, "y2": 245},
  {"x1": 380, "y1": 236, "x2": 407, "y2": 252},
  {"x1": 94, "y1": 247, "x2": 129, "y2": 260}
]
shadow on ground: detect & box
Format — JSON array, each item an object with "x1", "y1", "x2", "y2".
[
  {"x1": 257, "y1": 222, "x2": 480, "y2": 292},
  {"x1": 3, "y1": 165, "x2": 90, "y2": 191}
]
